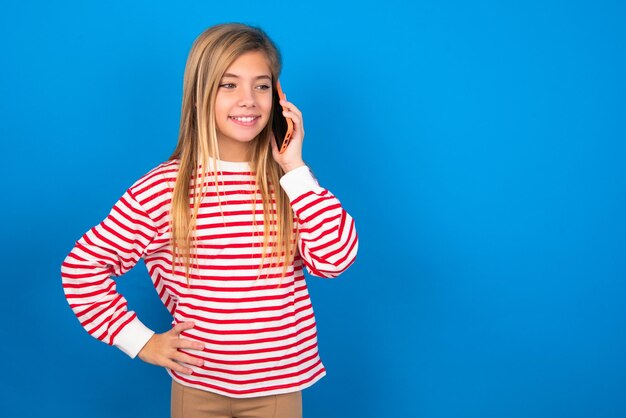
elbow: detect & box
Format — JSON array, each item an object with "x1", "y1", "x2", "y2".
[
  {"x1": 312, "y1": 234, "x2": 359, "y2": 279},
  {"x1": 337, "y1": 229, "x2": 359, "y2": 272},
  {"x1": 333, "y1": 216, "x2": 358, "y2": 275},
  {"x1": 334, "y1": 238, "x2": 359, "y2": 276}
]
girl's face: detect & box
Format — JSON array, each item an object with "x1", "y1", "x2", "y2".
[{"x1": 214, "y1": 50, "x2": 273, "y2": 161}]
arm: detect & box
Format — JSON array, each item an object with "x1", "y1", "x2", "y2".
[
  {"x1": 280, "y1": 166, "x2": 358, "y2": 278},
  {"x1": 61, "y1": 189, "x2": 157, "y2": 358},
  {"x1": 62, "y1": 181, "x2": 207, "y2": 373},
  {"x1": 271, "y1": 97, "x2": 358, "y2": 278}
]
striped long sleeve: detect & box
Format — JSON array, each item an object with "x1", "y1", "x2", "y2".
[
  {"x1": 61, "y1": 159, "x2": 358, "y2": 398},
  {"x1": 279, "y1": 166, "x2": 358, "y2": 278},
  {"x1": 61, "y1": 189, "x2": 158, "y2": 358}
]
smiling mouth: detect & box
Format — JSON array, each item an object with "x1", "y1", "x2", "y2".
[{"x1": 230, "y1": 116, "x2": 260, "y2": 122}]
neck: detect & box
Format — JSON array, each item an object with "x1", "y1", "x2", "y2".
[{"x1": 216, "y1": 139, "x2": 252, "y2": 162}]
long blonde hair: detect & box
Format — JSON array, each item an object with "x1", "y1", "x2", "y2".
[{"x1": 169, "y1": 23, "x2": 295, "y2": 282}]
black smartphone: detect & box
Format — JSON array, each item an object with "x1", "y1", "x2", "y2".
[{"x1": 272, "y1": 80, "x2": 293, "y2": 154}]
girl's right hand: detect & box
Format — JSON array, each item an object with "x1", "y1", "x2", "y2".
[{"x1": 137, "y1": 321, "x2": 205, "y2": 375}]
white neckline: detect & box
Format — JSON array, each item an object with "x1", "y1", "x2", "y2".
[{"x1": 202, "y1": 158, "x2": 251, "y2": 172}]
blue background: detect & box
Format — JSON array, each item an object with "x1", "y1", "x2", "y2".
[{"x1": 1, "y1": 1, "x2": 625, "y2": 417}]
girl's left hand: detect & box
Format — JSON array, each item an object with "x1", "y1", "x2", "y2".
[{"x1": 270, "y1": 98, "x2": 306, "y2": 173}]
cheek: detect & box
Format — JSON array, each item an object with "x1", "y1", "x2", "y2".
[
  {"x1": 214, "y1": 102, "x2": 231, "y2": 132},
  {"x1": 261, "y1": 97, "x2": 274, "y2": 117},
  {"x1": 214, "y1": 100, "x2": 228, "y2": 119}
]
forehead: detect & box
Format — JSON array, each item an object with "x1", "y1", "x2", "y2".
[{"x1": 223, "y1": 51, "x2": 271, "y2": 76}]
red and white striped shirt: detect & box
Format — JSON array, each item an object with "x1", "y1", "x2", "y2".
[{"x1": 61, "y1": 159, "x2": 358, "y2": 398}]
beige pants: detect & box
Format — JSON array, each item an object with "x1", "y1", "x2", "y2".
[{"x1": 171, "y1": 380, "x2": 302, "y2": 418}]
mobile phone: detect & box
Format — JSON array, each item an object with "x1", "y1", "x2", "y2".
[{"x1": 272, "y1": 80, "x2": 294, "y2": 154}]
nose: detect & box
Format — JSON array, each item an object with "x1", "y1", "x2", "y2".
[{"x1": 237, "y1": 86, "x2": 256, "y2": 107}]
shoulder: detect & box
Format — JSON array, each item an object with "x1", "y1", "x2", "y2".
[{"x1": 127, "y1": 159, "x2": 180, "y2": 204}]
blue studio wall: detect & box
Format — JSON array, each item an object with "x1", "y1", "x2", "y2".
[{"x1": 1, "y1": 1, "x2": 625, "y2": 417}]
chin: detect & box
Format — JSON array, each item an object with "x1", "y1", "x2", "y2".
[
  {"x1": 239, "y1": 131, "x2": 265, "y2": 143},
  {"x1": 235, "y1": 135, "x2": 261, "y2": 144}
]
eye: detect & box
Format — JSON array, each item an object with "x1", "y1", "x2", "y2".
[
  {"x1": 219, "y1": 83, "x2": 236, "y2": 89},
  {"x1": 256, "y1": 84, "x2": 271, "y2": 90}
]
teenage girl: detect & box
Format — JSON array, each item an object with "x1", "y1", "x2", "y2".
[{"x1": 61, "y1": 23, "x2": 358, "y2": 418}]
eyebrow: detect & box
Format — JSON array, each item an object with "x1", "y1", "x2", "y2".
[{"x1": 221, "y1": 73, "x2": 272, "y2": 81}]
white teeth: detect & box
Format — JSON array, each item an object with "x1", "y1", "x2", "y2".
[{"x1": 232, "y1": 116, "x2": 256, "y2": 122}]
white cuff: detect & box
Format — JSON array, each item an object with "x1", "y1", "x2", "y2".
[
  {"x1": 279, "y1": 165, "x2": 323, "y2": 201},
  {"x1": 113, "y1": 317, "x2": 155, "y2": 359}
]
